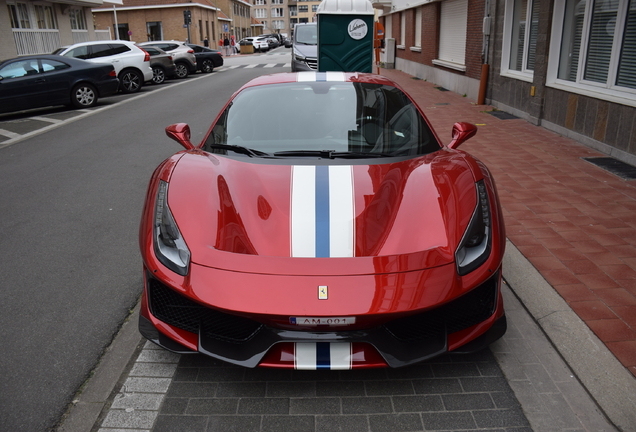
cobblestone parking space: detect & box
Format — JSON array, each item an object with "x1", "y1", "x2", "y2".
[{"x1": 145, "y1": 348, "x2": 530, "y2": 432}]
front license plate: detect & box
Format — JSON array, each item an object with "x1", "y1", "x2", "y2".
[{"x1": 290, "y1": 316, "x2": 356, "y2": 326}]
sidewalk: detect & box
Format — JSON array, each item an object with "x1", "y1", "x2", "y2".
[{"x1": 378, "y1": 68, "x2": 636, "y2": 427}]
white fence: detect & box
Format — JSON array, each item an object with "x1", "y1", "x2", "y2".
[
  {"x1": 95, "y1": 29, "x2": 112, "y2": 40},
  {"x1": 13, "y1": 29, "x2": 60, "y2": 55},
  {"x1": 72, "y1": 29, "x2": 89, "y2": 44},
  {"x1": 12, "y1": 28, "x2": 113, "y2": 55}
]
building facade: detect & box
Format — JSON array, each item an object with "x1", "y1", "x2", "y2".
[
  {"x1": 91, "y1": 0, "x2": 254, "y2": 49},
  {"x1": 1, "y1": 0, "x2": 112, "y2": 59},
  {"x1": 376, "y1": 0, "x2": 636, "y2": 162}
]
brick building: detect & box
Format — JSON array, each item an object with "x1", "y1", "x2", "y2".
[
  {"x1": 376, "y1": 0, "x2": 636, "y2": 162},
  {"x1": 92, "y1": 0, "x2": 256, "y2": 48}
]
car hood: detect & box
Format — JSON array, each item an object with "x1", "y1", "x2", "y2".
[
  {"x1": 166, "y1": 151, "x2": 477, "y2": 275},
  {"x1": 294, "y1": 42, "x2": 317, "y2": 58}
]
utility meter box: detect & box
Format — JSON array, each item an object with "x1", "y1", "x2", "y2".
[{"x1": 316, "y1": 0, "x2": 375, "y2": 73}]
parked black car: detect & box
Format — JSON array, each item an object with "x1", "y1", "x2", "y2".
[
  {"x1": 186, "y1": 44, "x2": 224, "y2": 73},
  {"x1": 0, "y1": 55, "x2": 119, "y2": 113},
  {"x1": 141, "y1": 46, "x2": 177, "y2": 84}
]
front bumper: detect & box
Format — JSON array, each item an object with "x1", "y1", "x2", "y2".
[{"x1": 139, "y1": 270, "x2": 506, "y2": 368}]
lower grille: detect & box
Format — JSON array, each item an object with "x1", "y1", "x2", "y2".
[
  {"x1": 383, "y1": 272, "x2": 499, "y2": 342},
  {"x1": 147, "y1": 278, "x2": 263, "y2": 343}
]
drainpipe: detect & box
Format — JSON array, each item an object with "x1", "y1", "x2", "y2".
[{"x1": 478, "y1": 0, "x2": 491, "y2": 105}]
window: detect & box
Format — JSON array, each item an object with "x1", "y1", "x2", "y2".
[
  {"x1": 41, "y1": 59, "x2": 70, "y2": 72},
  {"x1": 147, "y1": 21, "x2": 162, "y2": 40},
  {"x1": 414, "y1": 7, "x2": 422, "y2": 48},
  {"x1": 271, "y1": 7, "x2": 283, "y2": 17},
  {"x1": 312, "y1": 5, "x2": 319, "y2": 12},
  {"x1": 272, "y1": 20, "x2": 284, "y2": 29},
  {"x1": 548, "y1": 0, "x2": 636, "y2": 102},
  {"x1": 299, "y1": 5, "x2": 308, "y2": 12},
  {"x1": 0, "y1": 59, "x2": 40, "y2": 79},
  {"x1": 116, "y1": 24, "x2": 130, "y2": 41},
  {"x1": 7, "y1": 2, "x2": 31, "y2": 28},
  {"x1": 35, "y1": 5, "x2": 57, "y2": 29},
  {"x1": 290, "y1": 6, "x2": 297, "y2": 16},
  {"x1": 272, "y1": 0, "x2": 283, "y2": 4},
  {"x1": 69, "y1": 9, "x2": 86, "y2": 30},
  {"x1": 400, "y1": 13, "x2": 405, "y2": 46},
  {"x1": 502, "y1": 0, "x2": 539, "y2": 80},
  {"x1": 255, "y1": 8, "x2": 267, "y2": 18},
  {"x1": 255, "y1": 0, "x2": 266, "y2": 4},
  {"x1": 435, "y1": 0, "x2": 468, "y2": 70}
]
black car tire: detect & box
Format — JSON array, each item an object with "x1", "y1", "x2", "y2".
[
  {"x1": 119, "y1": 68, "x2": 143, "y2": 93},
  {"x1": 175, "y1": 62, "x2": 189, "y2": 79},
  {"x1": 201, "y1": 59, "x2": 214, "y2": 73},
  {"x1": 70, "y1": 83, "x2": 98, "y2": 108},
  {"x1": 152, "y1": 66, "x2": 166, "y2": 84}
]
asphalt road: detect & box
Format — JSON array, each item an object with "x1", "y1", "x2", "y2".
[{"x1": 0, "y1": 62, "x2": 280, "y2": 432}]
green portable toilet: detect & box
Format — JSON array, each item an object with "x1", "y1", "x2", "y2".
[{"x1": 317, "y1": 0, "x2": 375, "y2": 73}]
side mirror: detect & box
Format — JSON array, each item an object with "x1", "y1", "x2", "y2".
[
  {"x1": 165, "y1": 123, "x2": 195, "y2": 150},
  {"x1": 447, "y1": 122, "x2": 477, "y2": 150}
]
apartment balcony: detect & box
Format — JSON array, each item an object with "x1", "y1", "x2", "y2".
[{"x1": 370, "y1": 0, "x2": 391, "y2": 14}]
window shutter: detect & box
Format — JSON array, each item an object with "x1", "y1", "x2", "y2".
[
  {"x1": 616, "y1": 4, "x2": 636, "y2": 88},
  {"x1": 439, "y1": 0, "x2": 467, "y2": 65},
  {"x1": 584, "y1": 1, "x2": 617, "y2": 83}
]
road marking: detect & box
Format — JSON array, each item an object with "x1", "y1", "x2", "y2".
[
  {"x1": 30, "y1": 116, "x2": 64, "y2": 124},
  {"x1": 0, "y1": 129, "x2": 21, "y2": 139},
  {"x1": 244, "y1": 64, "x2": 257, "y2": 68},
  {"x1": 263, "y1": 63, "x2": 277, "y2": 68}
]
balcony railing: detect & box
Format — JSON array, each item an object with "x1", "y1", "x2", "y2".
[
  {"x1": 72, "y1": 29, "x2": 89, "y2": 44},
  {"x1": 13, "y1": 29, "x2": 60, "y2": 55},
  {"x1": 95, "y1": 29, "x2": 112, "y2": 40}
]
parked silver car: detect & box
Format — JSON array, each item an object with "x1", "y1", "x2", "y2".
[
  {"x1": 138, "y1": 41, "x2": 197, "y2": 78},
  {"x1": 141, "y1": 46, "x2": 177, "y2": 84}
]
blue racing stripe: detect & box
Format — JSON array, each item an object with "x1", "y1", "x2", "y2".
[
  {"x1": 315, "y1": 165, "x2": 330, "y2": 257},
  {"x1": 316, "y1": 342, "x2": 331, "y2": 369}
]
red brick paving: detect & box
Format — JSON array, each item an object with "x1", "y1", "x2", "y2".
[{"x1": 380, "y1": 69, "x2": 636, "y2": 378}]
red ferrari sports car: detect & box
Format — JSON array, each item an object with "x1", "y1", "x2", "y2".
[{"x1": 139, "y1": 71, "x2": 506, "y2": 369}]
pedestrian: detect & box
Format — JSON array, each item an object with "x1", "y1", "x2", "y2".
[
  {"x1": 223, "y1": 35, "x2": 230, "y2": 56},
  {"x1": 203, "y1": 36, "x2": 209, "y2": 47},
  {"x1": 231, "y1": 35, "x2": 236, "y2": 55}
]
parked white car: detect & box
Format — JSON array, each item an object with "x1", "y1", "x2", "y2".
[
  {"x1": 239, "y1": 37, "x2": 269, "y2": 53},
  {"x1": 53, "y1": 40, "x2": 153, "y2": 93}
]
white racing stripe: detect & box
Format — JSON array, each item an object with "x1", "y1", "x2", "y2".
[
  {"x1": 291, "y1": 165, "x2": 354, "y2": 258},
  {"x1": 294, "y1": 343, "x2": 352, "y2": 370}
]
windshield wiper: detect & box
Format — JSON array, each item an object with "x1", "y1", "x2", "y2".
[
  {"x1": 273, "y1": 150, "x2": 394, "y2": 159},
  {"x1": 207, "y1": 144, "x2": 270, "y2": 158}
]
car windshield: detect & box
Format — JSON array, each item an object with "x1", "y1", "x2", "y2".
[
  {"x1": 295, "y1": 25, "x2": 317, "y2": 45},
  {"x1": 205, "y1": 81, "x2": 440, "y2": 158}
]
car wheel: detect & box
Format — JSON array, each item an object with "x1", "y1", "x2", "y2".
[
  {"x1": 175, "y1": 63, "x2": 189, "y2": 79},
  {"x1": 152, "y1": 66, "x2": 166, "y2": 84},
  {"x1": 119, "y1": 69, "x2": 143, "y2": 93},
  {"x1": 70, "y1": 83, "x2": 98, "y2": 108},
  {"x1": 201, "y1": 59, "x2": 214, "y2": 73}
]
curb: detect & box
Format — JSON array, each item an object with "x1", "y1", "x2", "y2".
[
  {"x1": 56, "y1": 303, "x2": 144, "y2": 432},
  {"x1": 502, "y1": 240, "x2": 636, "y2": 431}
]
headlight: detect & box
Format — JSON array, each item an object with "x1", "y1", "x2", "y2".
[
  {"x1": 455, "y1": 180, "x2": 492, "y2": 276},
  {"x1": 154, "y1": 180, "x2": 190, "y2": 276},
  {"x1": 294, "y1": 52, "x2": 306, "y2": 61}
]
